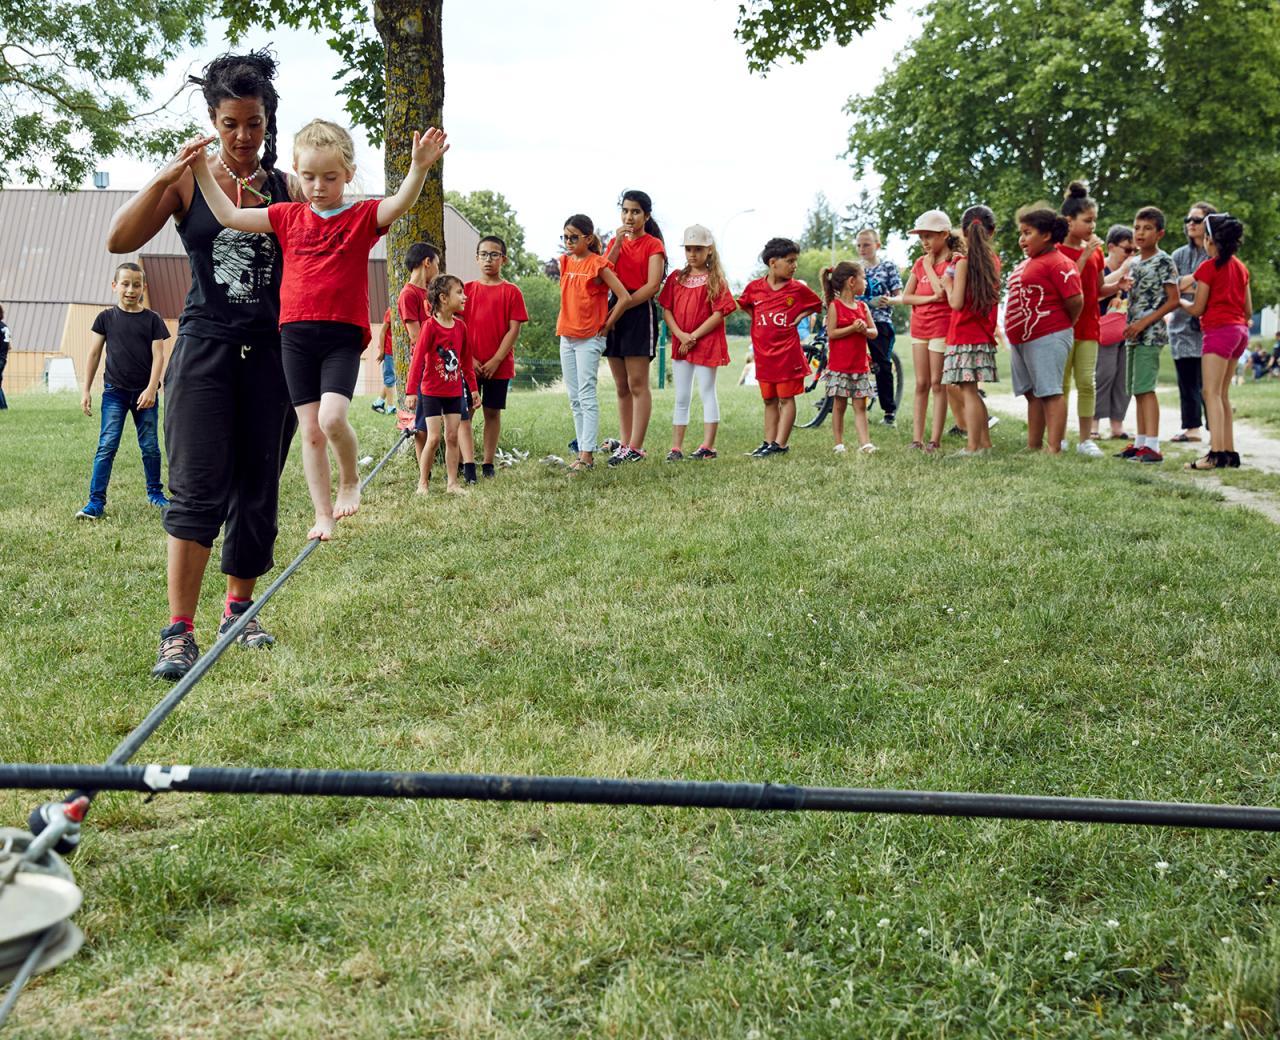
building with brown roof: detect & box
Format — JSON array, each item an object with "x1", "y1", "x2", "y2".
[{"x1": 0, "y1": 188, "x2": 480, "y2": 394}]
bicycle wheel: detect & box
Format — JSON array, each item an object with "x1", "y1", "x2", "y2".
[{"x1": 797, "y1": 332, "x2": 832, "y2": 429}]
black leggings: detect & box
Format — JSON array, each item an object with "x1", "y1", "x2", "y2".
[
  {"x1": 163, "y1": 335, "x2": 295, "y2": 578},
  {"x1": 870, "y1": 322, "x2": 897, "y2": 414},
  {"x1": 1174, "y1": 355, "x2": 1206, "y2": 430}
]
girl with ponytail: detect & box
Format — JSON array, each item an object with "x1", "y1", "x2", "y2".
[
  {"x1": 942, "y1": 205, "x2": 1001, "y2": 455},
  {"x1": 1057, "y1": 181, "x2": 1106, "y2": 455},
  {"x1": 821, "y1": 261, "x2": 878, "y2": 454},
  {"x1": 1180, "y1": 213, "x2": 1251, "y2": 470}
]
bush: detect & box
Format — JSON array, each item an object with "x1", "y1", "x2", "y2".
[{"x1": 514, "y1": 274, "x2": 560, "y2": 361}]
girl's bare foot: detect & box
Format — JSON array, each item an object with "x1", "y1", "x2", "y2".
[
  {"x1": 445, "y1": 483, "x2": 468, "y2": 496},
  {"x1": 415, "y1": 482, "x2": 430, "y2": 495},
  {"x1": 308, "y1": 515, "x2": 335, "y2": 541},
  {"x1": 334, "y1": 484, "x2": 361, "y2": 518}
]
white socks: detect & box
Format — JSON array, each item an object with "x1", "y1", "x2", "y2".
[{"x1": 1138, "y1": 435, "x2": 1160, "y2": 452}]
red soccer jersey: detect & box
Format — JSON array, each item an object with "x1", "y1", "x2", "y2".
[
  {"x1": 909, "y1": 256, "x2": 952, "y2": 339},
  {"x1": 612, "y1": 233, "x2": 666, "y2": 292},
  {"x1": 1004, "y1": 248, "x2": 1083, "y2": 346},
  {"x1": 380, "y1": 308, "x2": 393, "y2": 355},
  {"x1": 657, "y1": 272, "x2": 736, "y2": 367},
  {"x1": 946, "y1": 254, "x2": 1002, "y2": 346},
  {"x1": 407, "y1": 316, "x2": 476, "y2": 398},
  {"x1": 1195, "y1": 256, "x2": 1251, "y2": 330},
  {"x1": 268, "y1": 198, "x2": 385, "y2": 343},
  {"x1": 1058, "y1": 243, "x2": 1104, "y2": 341},
  {"x1": 827, "y1": 299, "x2": 872, "y2": 374},
  {"x1": 461, "y1": 281, "x2": 528, "y2": 380},
  {"x1": 737, "y1": 277, "x2": 823, "y2": 382}
]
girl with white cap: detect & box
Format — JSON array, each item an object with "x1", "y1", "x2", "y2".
[
  {"x1": 657, "y1": 225, "x2": 737, "y2": 460},
  {"x1": 901, "y1": 209, "x2": 960, "y2": 451}
]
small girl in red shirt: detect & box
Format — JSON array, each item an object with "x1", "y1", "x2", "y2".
[
  {"x1": 406, "y1": 275, "x2": 476, "y2": 495},
  {"x1": 942, "y1": 205, "x2": 1001, "y2": 456},
  {"x1": 658, "y1": 225, "x2": 737, "y2": 461},
  {"x1": 1181, "y1": 213, "x2": 1252, "y2": 470},
  {"x1": 191, "y1": 118, "x2": 448, "y2": 539},
  {"x1": 821, "y1": 261, "x2": 878, "y2": 455}
]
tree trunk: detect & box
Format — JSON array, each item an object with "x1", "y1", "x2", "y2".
[{"x1": 375, "y1": 0, "x2": 444, "y2": 407}]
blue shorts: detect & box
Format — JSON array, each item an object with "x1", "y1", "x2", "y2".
[{"x1": 381, "y1": 353, "x2": 396, "y2": 388}]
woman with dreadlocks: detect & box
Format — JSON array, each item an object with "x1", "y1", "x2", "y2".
[{"x1": 107, "y1": 50, "x2": 295, "y2": 681}]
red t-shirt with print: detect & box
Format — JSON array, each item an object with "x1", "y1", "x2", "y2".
[
  {"x1": 737, "y1": 277, "x2": 824, "y2": 382},
  {"x1": 1195, "y1": 256, "x2": 1250, "y2": 330},
  {"x1": 268, "y1": 198, "x2": 385, "y2": 343},
  {"x1": 828, "y1": 299, "x2": 872, "y2": 374},
  {"x1": 946, "y1": 254, "x2": 1002, "y2": 346},
  {"x1": 909, "y1": 256, "x2": 952, "y2": 340},
  {"x1": 612, "y1": 233, "x2": 666, "y2": 292},
  {"x1": 1004, "y1": 248, "x2": 1083, "y2": 346},
  {"x1": 1057, "y1": 243, "x2": 1104, "y2": 341},
  {"x1": 657, "y1": 272, "x2": 736, "y2": 367},
  {"x1": 407, "y1": 316, "x2": 475, "y2": 398},
  {"x1": 461, "y1": 281, "x2": 528, "y2": 380}
]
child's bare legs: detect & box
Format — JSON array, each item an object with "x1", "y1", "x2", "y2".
[
  {"x1": 776, "y1": 395, "x2": 797, "y2": 447},
  {"x1": 1042, "y1": 394, "x2": 1067, "y2": 453},
  {"x1": 929, "y1": 351, "x2": 948, "y2": 445},
  {"x1": 1135, "y1": 391, "x2": 1159, "y2": 441},
  {"x1": 419, "y1": 416, "x2": 441, "y2": 493},
  {"x1": 1202, "y1": 355, "x2": 1233, "y2": 453},
  {"x1": 443, "y1": 413, "x2": 464, "y2": 493},
  {"x1": 762, "y1": 398, "x2": 780, "y2": 445},
  {"x1": 624, "y1": 356, "x2": 652, "y2": 451},
  {"x1": 458, "y1": 411, "x2": 476, "y2": 466},
  {"x1": 831, "y1": 396, "x2": 846, "y2": 447},
  {"x1": 961, "y1": 383, "x2": 991, "y2": 451},
  {"x1": 852, "y1": 398, "x2": 870, "y2": 447},
  {"x1": 672, "y1": 423, "x2": 687, "y2": 453},
  {"x1": 607, "y1": 357, "x2": 632, "y2": 446},
  {"x1": 414, "y1": 430, "x2": 426, "y2": 467},
  {"x1": 319, "y1": 392, "x2": 360, "y2": 519},
  {"x1": 482, "y1": 407, "x2": 501, "y2": 465},
  {"x1": 296, "y1": 401, "x2": 335, "y2": 540},
  {"x1": 702, "y1": 421, "x2": 719, "y2": 450},
  {"x1": 1025, "y1": 395, "x2": 1045, "y2": 450},
  {"x1": 946, "y1": 385, "x2": 965, "y2": 430},
  {"x1": 911, "y1": 340, "x2": 931, "y2": 443}
]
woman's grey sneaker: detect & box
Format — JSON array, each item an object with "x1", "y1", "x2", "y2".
[
  {"x1": 217, "y1": 600, "x2": 276, "y2": 648},
  {"x1": 151, "y1": 622, "x2": 199, "y2": 680},
  {"x1": 665, "y1": 449, "x2": 684, "y2": 462}
]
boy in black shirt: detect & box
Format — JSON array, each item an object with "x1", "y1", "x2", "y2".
[{"x1": 76, "y1": 263, "x2": 170, "y2": 518}]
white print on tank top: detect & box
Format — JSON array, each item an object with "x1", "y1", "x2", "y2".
[{"x1": 211, "y1": 227, "x2": 277, "y2": 305}]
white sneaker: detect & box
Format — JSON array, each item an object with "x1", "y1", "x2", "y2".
[
  {"x1": 987, "y1": 415, "x2": 1000, "y2": 429},
  {"x1": 833, "y1": 443, "x2": 848, "y2": 454},
  {"x1": 1077, "y1": 439, "x2": 1105, "y2": 458},
  {"x1": 1060, "y1": 439, "x2": 1070, "y2": 452}
]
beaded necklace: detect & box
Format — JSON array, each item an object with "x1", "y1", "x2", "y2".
[{"x1": 217, "y1": 152, "x2": 270, "y2": 206}]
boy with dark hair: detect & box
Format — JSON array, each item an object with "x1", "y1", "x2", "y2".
[
  {"x1": 76, "y1": 263, "x2": 170, "y2": 518},
  {"x1": 1117, "y1": 207, "x2": 1180, "y2": 464},
  {"x1": 737, "y1": 238, "x2": 822, "y2": 456},
  {"x1": 394, "y1": 241, "x2": 441, "y2": 462}
]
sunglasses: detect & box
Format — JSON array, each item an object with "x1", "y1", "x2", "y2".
[
  {"x1": 561, "y1": 234, "x2": 582, "y2": 244},
  {"x1": 1119, "y1": 245, "x2": 1137, "y2": 254},
  {"x1": 1185, "y1": 216, "x2": 1205, "y2": 225}
]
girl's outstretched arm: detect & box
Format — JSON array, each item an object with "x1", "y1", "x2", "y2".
[
  {"x1": 190, "y1": 138, "x2": 272, "y2": 234},
  {"x1": 377, "y1": 128, "x2": 449, "y2": 228}
]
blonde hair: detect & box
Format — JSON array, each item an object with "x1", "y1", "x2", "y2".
[
  {"x1": 679, "y1": 246, "x2": 728, "y2": 307},
  {"x1": 292, "y1": 119, "x2": 357, "y2": 173}
]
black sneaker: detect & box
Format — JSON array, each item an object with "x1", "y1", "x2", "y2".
[
  {"x1": 217, "y1": 601, "x2": 275, "y2": 649},
  {"x1": 606, "y1": 445, "x2": 630, "y2": 467},
  {"x1": 665, "y1": 449, "x2": 684, "y2": 462},
  {"x1": 881, "y1": 414, "x2": 896, "y2": 428},
  {"x1": 152, "y1": 622, "x2": 199, "y2": 680},
  {"x1": 765, "y1": 442, "x2": 789, "y2": 456},
  {"x1": 947, "y1": 425, "x2": 967, "y2": 438},
  {"x1": 747, "y1": 441, "x2": 772, "y2": 458},
  {"x1": 691, "y1": 446, "x2": 718, "y2": 460},
  {"x1": 482, "y1": 463, "x2": 495, "y2": 478},
  {"x1": 622, "y1": 447, "x2": 647, "y2": 463},
  {"x1": 600, "y1": 438, "x2": 622, "y2": 454},
  {"x1": 1114, "y1": 443, "x2": 1139, "y2": 459}
]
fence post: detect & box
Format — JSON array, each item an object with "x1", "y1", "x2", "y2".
[{"x1": 657, "y1": 319, "x2": 668, "y2": 389}]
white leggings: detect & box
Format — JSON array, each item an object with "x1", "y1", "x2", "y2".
[{"x1": 671, "y1": 359, "x2": 720, "y2": 426}]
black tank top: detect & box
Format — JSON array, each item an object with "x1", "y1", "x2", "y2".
[{"x1": 176, "y1": 169, "x2": 289, "y2": 347}]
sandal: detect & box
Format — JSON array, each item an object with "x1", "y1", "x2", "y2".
[
  {"x1": 908, "y1": 441, "x2": 924, "y2": 451},
  {"x1": 1171, "y1": 433, "x2": 1202, "y2": 443},
  {"x1": 924, "y1": 440, "x2": 940, "y2": 453},
  {"x1": 567, "y1": 459, "x2": 595, "y2": 472},
  {"x1": 859, "y1": 443, "x2": 878, "y2": 454},
  {"x1": 1184, "y1": 452, "x2": 1222, "y2": 471}
]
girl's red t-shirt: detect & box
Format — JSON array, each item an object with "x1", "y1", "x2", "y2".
[
  {"x1": 1004, "y1": 248, "x2": 1083, "y2": 346},
  {"x1": 737, "y1": 277, "x2": 824, "y2": 382},
  {"x1": 946, "y1": 254, "x2": 1002, "y2": 346},
  {"x1": 460, "y1": 281, "x2": 528, "y2": 380},
  {"x1": 1057, "y1": 243, "x2": 1104, "y2": 341},
  {"x1": 407, "y1": 316, "x2": 475, "y2": 398},
  {"x1": 657, "y1": 272, "x2": 736, "y2": 367},
  {"x1": 267, "y1": 198, "x2": 385, "y2": 343},
  {"x1": 1194, "y1": 256, "x2": 1250, "y2": 330},
  {"x1": 612, "y1": 233, "x2": 666, "y2": 292},
  {"x1": 827, "y1": 299, "x2": 872, "y2": 374},
  {"x1": 909, "y1": 256, "x2": 952, "y2": 339}
]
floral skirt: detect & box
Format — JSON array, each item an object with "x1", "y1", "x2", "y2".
[
  {"x1": 942, "y1": 343, "x2": 998, "y2": 385},
  {"x1": 825, "y1": 369, "x2": 873, "y2": 399}
]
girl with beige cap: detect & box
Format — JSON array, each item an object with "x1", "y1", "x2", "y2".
[{"x1": 901, "y1": 209, "x2": 961, "y2": 452}]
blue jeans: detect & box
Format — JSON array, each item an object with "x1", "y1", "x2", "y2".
[
  {"x1": 88, "y1": 384, "x2": 163, "y2": 505},
  {"x1": 381, "y1": 353, "x2": 396, "y2": 388},
  {"x1": 560, "y1": 335, "x2": 605, "y2": 453}
]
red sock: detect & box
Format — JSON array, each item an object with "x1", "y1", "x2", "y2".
[
  {"x1": 170, "y1": 615, "x2": 194, "y2": 633},
  {"x1": 224, "y1": 594, "x2": 251, "y2": 618}
]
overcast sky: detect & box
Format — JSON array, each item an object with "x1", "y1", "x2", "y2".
[{"x1": 95, "y1": 0, "x2": 920, "y2": 281}]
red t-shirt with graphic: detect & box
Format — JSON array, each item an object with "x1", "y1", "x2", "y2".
[
  {"x1": 658, "y1": 272, "x2": 736, "y2": 367},
  {"x1": 268, "y1": 198, "x2": 385, "y2": 343},
  {"x1": 1057, "y1": 243, "x2": 1104, "y2": 341},
  {"x1": 737, "y1": 277, "x2": 824, "y2": 382},
  {"x1": 946, "y1": 254, "x2": 1002, "y2": 346},
  {"x1": 1195, "y1": 256, "x2": 1250, "y2": 330},
  {"x1": 909, "y1": 256, "x2": 952, "y2": 339},
  {"x1": 612, "y1": 233, "x2": 666, "y2": 292},
  {"x1": 461, "y1": 281, "x2": 528, "y2": 380},
  {"x1": 1004, "y1": 248, "x2": 1083, "y2": 346},
  {"x1": 828, "y1": 299, "x2": 872, "y2": 374},
  {"x1": 407, "y1": 316, "x2": 476, "y2": 398}
]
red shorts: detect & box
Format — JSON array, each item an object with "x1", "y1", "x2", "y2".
[
  {"x1": 758, "y1": 378, "x2": 805, "y2": 401},
  {"x1": 1202, "y1": 324, "x2": 1249, "y2": 361}
]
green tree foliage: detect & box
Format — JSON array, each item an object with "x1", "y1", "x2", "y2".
[
  {"x1": 798, "y1": 192, "x2": 842, "y2": 253},
  {"x1": 735, "y1": 0, "x2": 895, "y2": 72},
  {"x1": 513, "y1": 274, "x2": 560, "y2": 362},
  {"x1": 1, "y1": 0, "x2": 209, "y2": 189},
  {"x1": 445, "y1": 189, "x2": 542, "y2": 278},
  {"x1": 844, "y1": 0, "x2": 1280, "y2": 301}
]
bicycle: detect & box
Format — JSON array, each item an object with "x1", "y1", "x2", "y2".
[{"x1": 797, "y1": 325, "x2": 904, "y2": 429}]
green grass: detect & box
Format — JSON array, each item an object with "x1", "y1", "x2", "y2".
[
  {"x1": 4, "y1": 376, "x2": 1280, "y2": 1038},
  {"x1": 1231, "y1": 377, "x2": 1280, "y2": 433}
]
